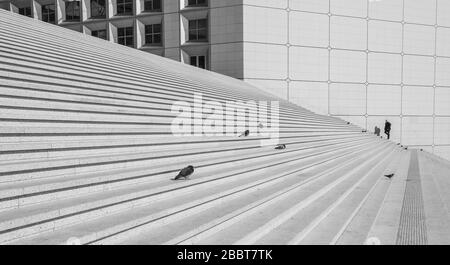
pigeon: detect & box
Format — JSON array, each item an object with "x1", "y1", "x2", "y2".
[
  {"x1": 384, "y1": 174, "x2": 394, "y2": 179},
  {"x1": 275, "y1": 144, "x2": 286, "y2": 150},
  {"x1": 258, "y1": 123, "x2": 264, "y2": 129},
  {"x1": 239, "y1": 130, "x2": 250, "y2": 137},
  {"x1": 172, "y1": 165, "x2": 194, "y2": 181},
  {"x1": 347, "y1": 122, "x2": 350, "y2": 125}
]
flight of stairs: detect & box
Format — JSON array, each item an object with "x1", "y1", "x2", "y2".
[{"x1": 0, "y1": 10, "x2": 449, "y2": 245}]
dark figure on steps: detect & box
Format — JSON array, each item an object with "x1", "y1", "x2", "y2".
[
  {"x1": 275, "y1": 144, "x2": 286, "y2": 150},
  {"x1": 239, "y1": 130, "x2": 250, "y2": 137},
  {"x1": 374, "y1": 126, "x2": 381, "y2": 136},
  {"x1": 172, "y1": 165, "x2": 194, "y2": 180},
  {"x1": 385, "y1": 174, "x2": 394, "y2": 179},
  {"x1": 384, "y1": 120, "x2": 392, "y2": 140}
]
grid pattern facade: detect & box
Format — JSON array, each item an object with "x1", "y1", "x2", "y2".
[
  {"x1": 0, "y1": 0, "x2": 245, "y2": 75},
  {"x1": 240, "y1": 0, "x2": 450, "y2": 161}
]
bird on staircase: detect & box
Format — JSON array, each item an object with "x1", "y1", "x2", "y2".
[
  {"x1": 239, "y1": 130, "x2": 250, "y2": 137},
  {"x1": 384, "y1": 173, "x2": 395, "y2": 179},
  {"x1": 275, "y1": 144, "x2": 286, "y2": 150},
  {"x1": 172, "y1": 166, "x2": 195, "y2": 181}
]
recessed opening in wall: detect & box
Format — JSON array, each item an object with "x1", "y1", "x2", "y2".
[
  {"x1": 116, "y1": 0, "x2": 133, "y2": 16},
  {"x1": 19, "y1": 6, "x2": 32, "y2": 17},
  {"x1": 190, "y1": 55, "x2": 206, "y2": 69},
  {"x1": 143, "y1": 0, "x2": 162, "y2": 12},
  {"x1": 41, "y1": 3, "x2": 55, "y2": 23},
  {"x1": 186, "y1": 0, "x2": 207, "y2": 8},
  {"x1": 92, "y1": 29, "x2": 107, "y2": 39},
  {"x1": 110, "y1": 19, "x2": 135, "y2": 47},
  {"x1": 118, "y1": 26, "x2": 134, "y2": 47},
  {"x1": 9, "y1": 0, "x2": 33, "y2": 17},
  {"x1": 84, "y1": 22, "x2": 108, "y2": 40},
  {"x1": 65, "y1": 0, "x2": 81, "y2": 22},
  {"x1": 90, "y1": 0, "x2": 106, "y2": 19},
  {"x1": 181, "y1": 45, "x2": 209, "y2": 69},
  {"x1": 188, "y1": 18, "x2": 207, "y2": 42},
  {"x1": 145, "y1": 24, "x2": 162, "y2": 45},
  {"x1": 136, "y1": 15, "x2": 163, "y2": 48}
]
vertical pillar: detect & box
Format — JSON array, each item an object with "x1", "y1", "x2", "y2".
[
  {"x1": 32, "y1": 0, "x2": 42, "y2": 20},
  {"x1": 56, "y1": 0, "x2": 64, "y2": 24}
]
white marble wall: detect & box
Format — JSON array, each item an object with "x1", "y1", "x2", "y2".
[{"x1": 240, "y1": 0, "x2": 450, "y2": 161}]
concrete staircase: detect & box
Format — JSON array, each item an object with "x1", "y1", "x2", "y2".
[{"x1": 0, "y1": 10, "x2": 449, "y2": 245}]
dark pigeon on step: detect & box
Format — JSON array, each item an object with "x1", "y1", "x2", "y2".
[
  {"x1": 275, "y1": 144, "x2": 286, "y2": 150},
  {"x1": 384, "y1": 174, "x2": 394, "y2": 179},
  {"x1": 172, "y1": 165, "x2": 194, "y2": 181},
  {"x1": 239, "y1": 130, "x2": 250, "y2": 137}
]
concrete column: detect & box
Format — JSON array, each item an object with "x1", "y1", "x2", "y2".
[
  {"x1": 135, "y1": 0, "x2": 141, "y2": 15},
  {"x1": 56, "y1": 0, "x2": 64, "y2": 24},
  {"x1": 9, "y1": 2, "x2": 18, "y2": 13},
  {"x1": 136, "y1": 19, "x2": 144, "y2": 49},
  {"x1": 82, "y1": 0, "x2": 90, "y2": 21},
  {"x1": 107, "y1": 0, "x2": 115, "y2": 18},
  {"x1": 32, "y1": 0, "x2": 42, "y2": 20}
]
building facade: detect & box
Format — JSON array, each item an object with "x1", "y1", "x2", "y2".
[
  {"x1": 0, "y1": 0, "x2": 244, "y2": 77},
  {"x1": 1, "y1": 0, "x2": 450, "y2": 161}
]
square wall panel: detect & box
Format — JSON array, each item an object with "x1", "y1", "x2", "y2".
[
  {"x1": 369, "y1": 0, "x2": 403, "y2": 21},
  {"x1": 330, "y1": 50, "x2": 367, "y2": 83},
  {"x1": 245, "y1": 79, "x2": 288, "y2": 100},
  {"x1": 289, "y1": 12, "x2": 329, "y2": 48},
  {"x1": 330, "y1": 0, "x2": 367, "y2": 18},
  {"x1": 210, "y1": 43, "x2": 244, "y2": 79},
  {"x1": 289, "y1": 81, "x2": 329, "y2": 115},
  {"x1": 210, "y1": 6, "x2": 243, "y2": 44},
  {"x1": 403, "y1": 24, "x2": 436, "y2": 56},
  {"x1": 437, "y1": 0, "x2": 450, "y2": 27},
  {"x1": 436, "y1": 57, "x2": 450, "y2": 86},
  {"x1": 243, "y1": 6, "x2": 287, "y2": 44},
  {"x1": 403, "y1": 55, "x2": 435, "y2": 86},
  {"x1": 367, "y1": 116, "x2": 401, "y2": 142},
  {"x1": 243, "y1": 43, "x2": 287, "y2": 80},
  {"x1": 434, "y1": 117, "x2": 450, "y2": 145},
  {"x1": 404, "y1": 0, "x2": 437, "y2": 25},
  {"x1": 402, "y1": 117, "x2": 434, "y2": 146},
  {"x1": 436, "y1": 27, "x2": 450, "y2": 57},
  {"x1": 367, "y1": 85, "x2": 402, "y2": 116},
  {"x1": 368, "y1": 53, "x2": 402, "y2": 84},
  {"x1": 164, "y1": 48, "x2": 180, "y2": 61},
  {"x1": 330, "y1": 83, "x2": 366, "y2": 115},
  {"x1": 290, "y1": 0, "x2": 329, "y2": 13},
  {"x1": 434, "y1": 146, "x2": 450, "y2": 161},
  {"x1": 330, "y1": 16, "x2": 367, "y2": 51},
  {"x1": 435, "y1": 87, "x2": 450, "y2": 115},
  {"x1": 402, "y1": 86, "x2": 434, "y2": 115},
  {"x1": 368, "y1": 20, "x2": 403, "y2": 53},
  {"x1": 290, "y1": 47, "x2": 329, "y2": 81}
]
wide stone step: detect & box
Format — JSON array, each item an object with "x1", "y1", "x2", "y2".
[{"x1": 7, "y1": 140, "x2": 386, "y2": 245}]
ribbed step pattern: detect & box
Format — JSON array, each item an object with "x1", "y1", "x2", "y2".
[
  {"x1": 396, "y1": 151, "x2": 428, "y2": 245},
  {"x1": 0, "y1": 10, "x2": 449, "y2": 245}
]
